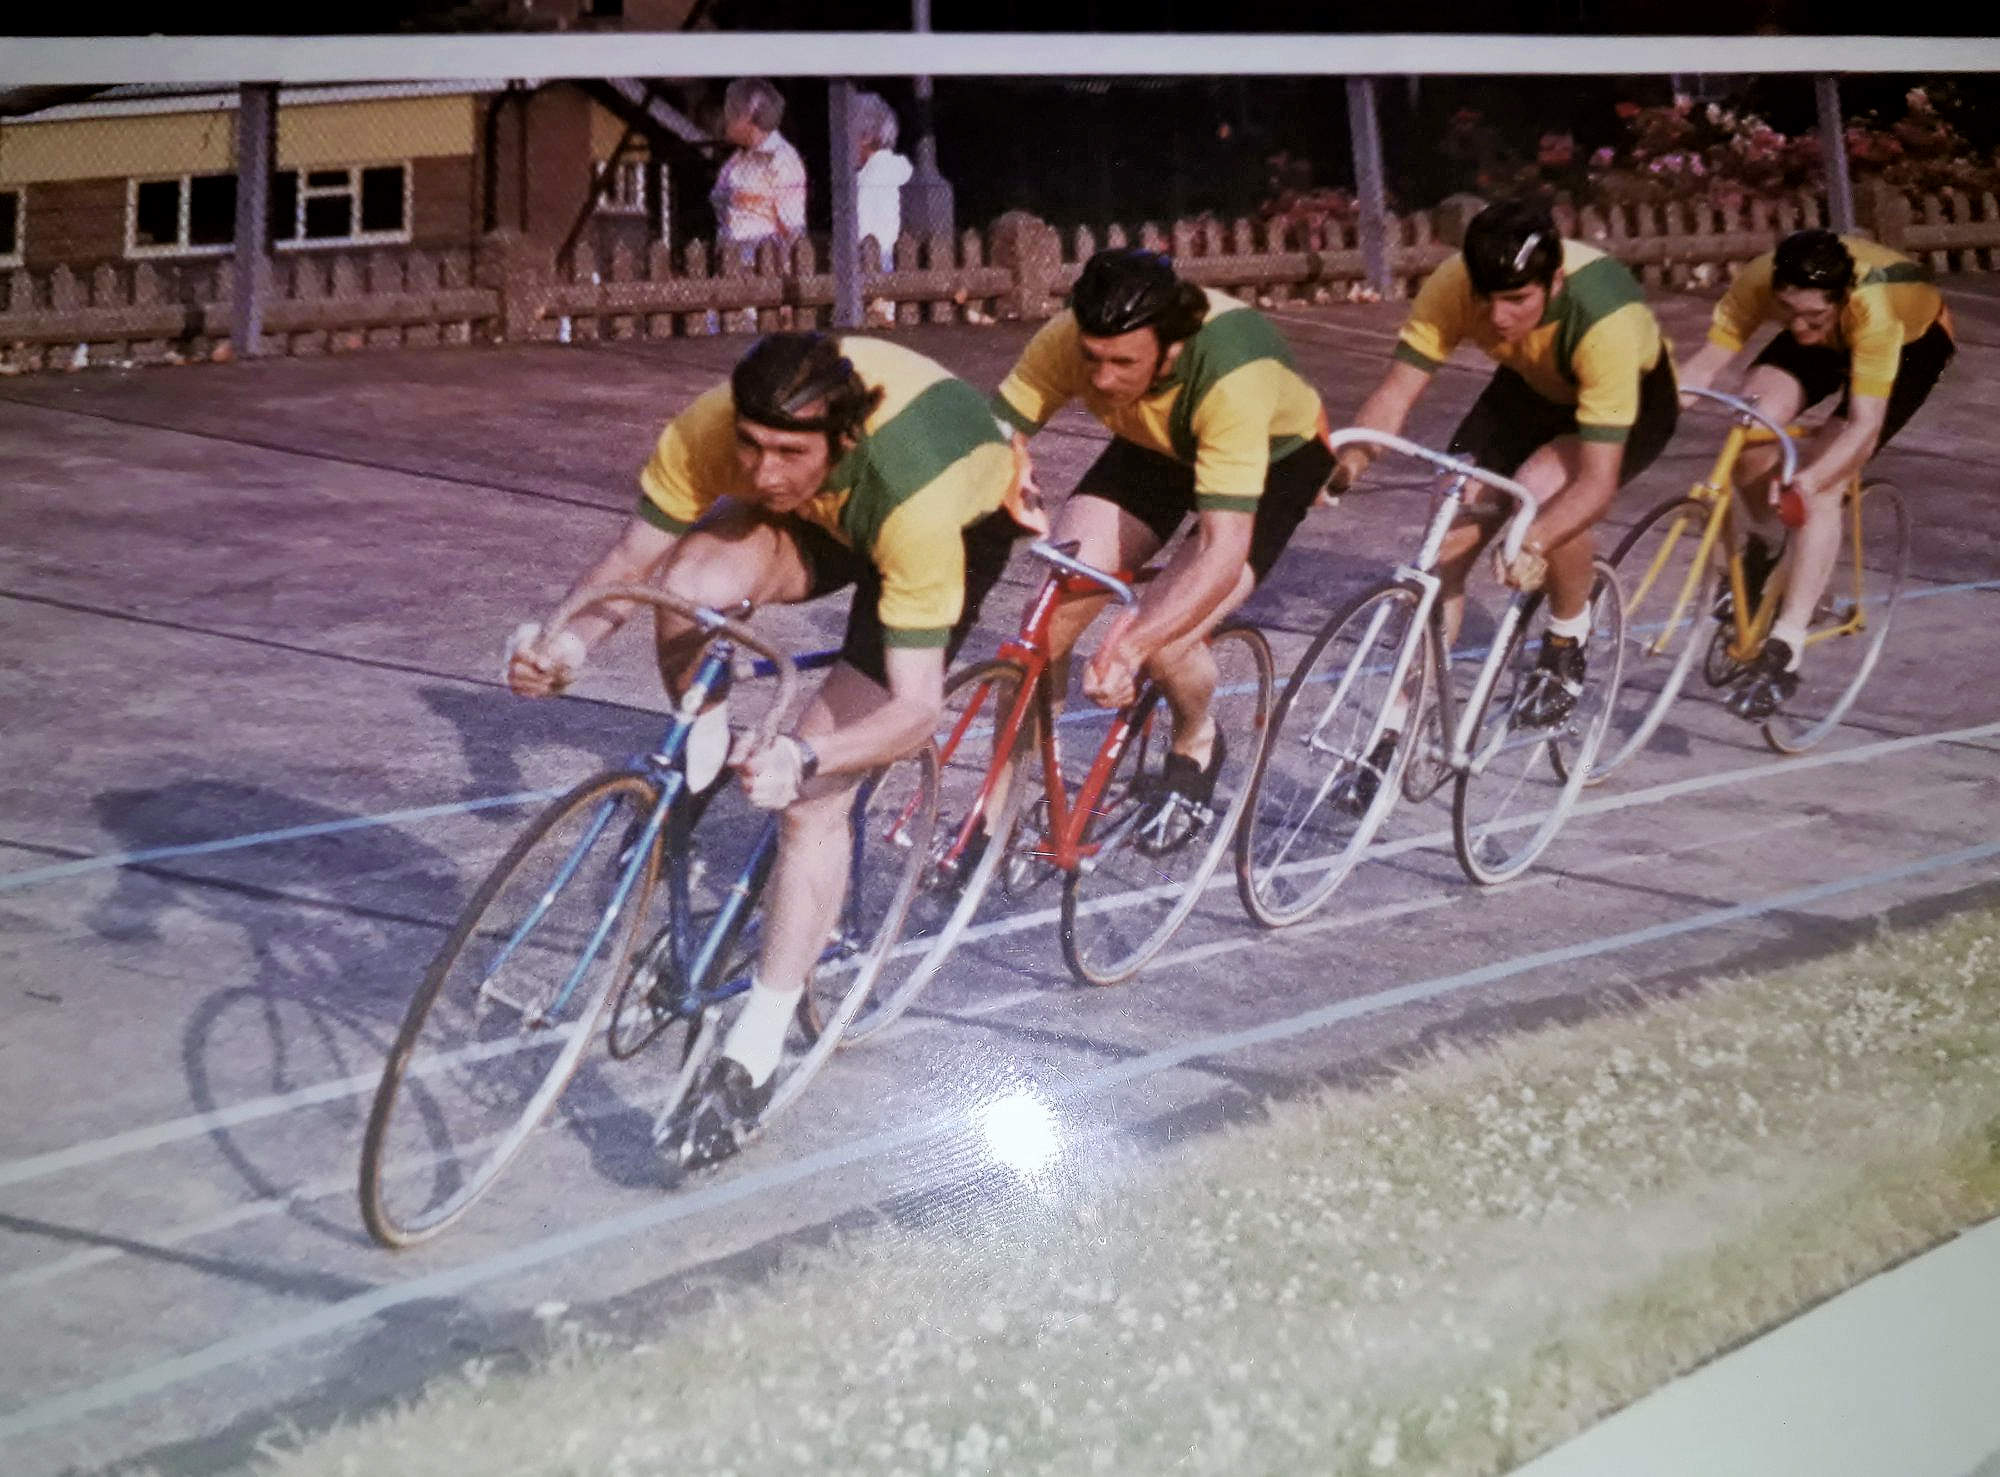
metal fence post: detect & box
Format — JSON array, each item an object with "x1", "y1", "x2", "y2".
[
  {"x1": 1816, "y1": 74, "x2": 1857, "y2": 234},
  {"x1": 829, "y1": 79, "x2": 862, "y2": 329},
  {"x1": 903, "y1": 0, "x2": 955, "y2": 238},
  {"x1": 231, "y1": 82, "x2": 276, "y2": 358},
  {"x1": 1347, "y1": 76, "x2": 1391, "y2": 299}
]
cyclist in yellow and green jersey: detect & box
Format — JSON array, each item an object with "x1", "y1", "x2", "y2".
[
  {"x1": 1676, "y1": 229, "x2": 1955, "y2": 719},
  {"x1": 992, "y1": 247, "x2": 1335, "y2": 849},
  {"x1": 1333, "y1": 198, "x2": 1678, "y2": 801},
  {"x1": 504, "y1": 333, "x2": 1027, "y2": 1169}
]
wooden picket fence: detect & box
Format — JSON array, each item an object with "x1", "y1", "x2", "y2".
[{"x1": 5, "y1": 184, "x2": 2000, "y2": 372}]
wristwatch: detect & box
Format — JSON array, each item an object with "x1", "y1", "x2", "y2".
[{"x1": 792, "y1": 736, "x2": 820, "y2": 782}]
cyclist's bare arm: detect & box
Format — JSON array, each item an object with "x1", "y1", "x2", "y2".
[
  {"x1": 508, "y1": 514, "x2": 677, "y2": 696},
  {"x1": 1531, "y1": 439, "x2": 1623, "y2": 553},
  {"x1": 1125, "y1": 506, "x2": 1253, "y2": 656},
  {"x1": 1335, "y1": 360, "x2": 1431, "y2": 488},
  {"x1": 769, "y1": 644, "x2": 947, "y2": 781},
  {"x1": 1674, "y1": 341, "x2": 1737, "y2": 403},
  {"x1": 1795, "y1": 393, "x2": 1886, "y2": 497}
]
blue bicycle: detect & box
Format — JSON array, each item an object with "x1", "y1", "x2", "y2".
[{"x1": 360, "y1": 587, "x2": 938, "y2": 1249}]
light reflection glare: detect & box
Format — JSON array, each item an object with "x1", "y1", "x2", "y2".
[{"x1": 980, "y1": 1090, "x2": 1061, "y2": 1175}]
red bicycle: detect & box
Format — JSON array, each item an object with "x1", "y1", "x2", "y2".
[{"x1": 815, "y1": 538, "x2": 1274, "y2": 1039}]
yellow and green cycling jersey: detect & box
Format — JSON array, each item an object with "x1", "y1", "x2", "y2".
[
  {"x1": 637, "y1": 336, "x2": 1017, "y2": 648},
  {"x1": 1394, "y1": 239, "x2": 1667, "y2": 444},
  {"x1": 992, "y1": 287, "x2": 1327, "y2": 513},
  {"x1": 1707, "y1": 234, "x2": 1952, "y2": 400}
]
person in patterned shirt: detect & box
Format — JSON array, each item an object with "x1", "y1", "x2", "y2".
[
  {"x1": 1675, "y1": 229, "x2": 1955, "y2": 719},
  {"x1": 1334, "y1": 197, "x2": 1679, "y2": 799},
  {"x1": 710, "y1": 78, "x2": 807, "y2": 253},
  {"x1": 506, "y1": 333, "x2": 1025, "y2": 1169}
]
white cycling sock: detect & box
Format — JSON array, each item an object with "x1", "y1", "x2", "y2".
[
  {"x1": 684, "y1": 700, "x2": 731, "y2": 792},
  {"x1": 1545, "y1": 608, "x2": 1592, "y2": 643},
  {"x1": 720, "y1": 976, "x2": 798, "y2": 1087},
  {"x1": 1768, "y1": 621, "x2": 1808, "y2": 669}
]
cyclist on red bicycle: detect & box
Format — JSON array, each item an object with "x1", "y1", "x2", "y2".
[
  {"x1": 991, "y1": 247, "x2": 1334, "y2": 846},
  {"x1": 505, "y1": 333, "x2": 1027, "y2": 1169},
  {"x1": 1674, "y1": 229, "x2": 1955, "y2": 719}
]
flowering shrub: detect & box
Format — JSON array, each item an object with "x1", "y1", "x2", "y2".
[
  {"x1": 1414, "y1": 87, "x2": 2000, "y2": 216},
  {"x1": 1256, "y1": 150, "x2": 1365, "y2": 240}
]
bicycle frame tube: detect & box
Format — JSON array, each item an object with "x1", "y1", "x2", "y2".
[{"x1": 1450, "y1": 595, "x2": 1532, "y2": 770}]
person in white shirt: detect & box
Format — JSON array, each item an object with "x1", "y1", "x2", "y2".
[
  {"x1": 853, "y1": 91, "x2": 913, "y2": 269},
  {"x1": 710, "y1": 77, "x2": 807, "y2": 254}
]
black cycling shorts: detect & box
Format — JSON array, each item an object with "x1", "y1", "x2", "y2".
[
  {"x1": 1749, "y1": 316, "x2": 1955, "y2": 450},
  {"x1": 1448, "y1": 352, "x2": 1680, "y2": 488},
  {"x1": 793, "y1": 508, "x2": 1021, "y2": 687},
  {"x1": 1069, "y1": 435, "x2": 1337, "y2": 585}
]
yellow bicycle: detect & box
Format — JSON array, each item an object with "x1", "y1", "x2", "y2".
[{"x1": 1594, "y1": 386, "x2": 1909, "y2": 777}]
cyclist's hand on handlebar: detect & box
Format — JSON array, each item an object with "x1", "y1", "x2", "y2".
[
  {"x1": 1083, "y1": 616, "x2": 1143, "y2": 710},
  {"x1": 505, "y1": 622, "x2": 587, "y2": 697},
  {"x1": 731, "y1": 731, "x2": 812, "y2": 811},
  {"x1": 1321, "y1": 451, "x2": 1368, "y2": 505},
  {"x1": 1492, "y1": 544, "x2": 1549, "y2": 594}
]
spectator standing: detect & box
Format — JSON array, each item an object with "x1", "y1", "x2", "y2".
[{"x1": 711, "y1": 78, "x2": 807, "y2": 254}]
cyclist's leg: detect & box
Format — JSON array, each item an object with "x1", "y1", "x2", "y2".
[
  {"x1": 1141, "y1": 437, "x2": 1335, "y2": 765},
  {"x1": 1768, "y1": 321, "x2": 1954, "y2": 659},
  {"x1": 648, "y1": 499, "x2": 820, "y2": 688}
]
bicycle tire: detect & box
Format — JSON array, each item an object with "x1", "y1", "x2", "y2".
[
  {"x1": 1593, "y1": 496, "x2": 1720, "y2": 783},
  {"x1": 360, "y1": 771, "x2": 661, "y2": 1249},
  {"x1": 1762, "y1": 480, "x2": 1909, "y2": 756},
  {"x1": 1061, "y1": 623, "x2": 1274, "y2": 986},
  {"x1": 1235, "y1": 580, "x2": 1427, "y2": 928},
  {"x1": 1455, "y1": 563, "x2": 1625, "y2": 885},
  {"x1": 820, "y1": 657, "x2": 1032, "y2": 1047}
]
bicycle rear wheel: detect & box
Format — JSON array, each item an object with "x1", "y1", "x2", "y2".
[
  {"x1": 1763, "y1": 480, "x2": 1909, "y2": 755},
  {"x1": 816, "y1": 657, "x2": 1030, "y2": 1046},
  {"x1": 360, "y1": 771, "x2": 661, "y2": 1248},
  {"x1": 1455, "y1": 564, "x2": 1625, "y2": 885},
  {"x1": 1061, "y1": 623, "x2": 1274, "y2": 986},
  {"x1": 1236, "y1": 580, "x2": 1427, "y2": 927},
  {"x1": 1595, "y1": 496, "x2": 1719, "y2": 782}
]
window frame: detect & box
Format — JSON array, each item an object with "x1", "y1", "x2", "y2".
[
  {"x1": 124, "y1": 172, "x2": 238, "y2": 259},
  {"x1": 0, "y1": 187, "x2": 22, "y2": 268},
  {"x1": 272, "y1": 161, "x2": 414, "y2": 251}
]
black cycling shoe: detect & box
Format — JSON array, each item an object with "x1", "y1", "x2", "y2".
[
  {"x1": 938, "y1": 821, "x2": 991, "y2": 894},
  {"x1": 1515, "y1": 634, "x2": 1588, "y2": 730},
  {"x1": 659, "y1": 1056, "x2": 773, "y2": 1173},
  {"x1": 1725, "y1": 638, "x2": 1800, "y2": 721},
  {"x1": 1334, "y1": 730, "x2": 1400, "y2": 817},
  {"x1": 1134, "y1": 730, "x2": 1228, "y2": 857}
]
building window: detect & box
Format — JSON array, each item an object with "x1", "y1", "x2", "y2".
[
  {"x1": 0, "y1": 190, "x2": 21, "y2": 267},
  {"x1": 594, "y1": 156, "x2": 649, "y2": 214},
  {"x1": 127, "y1": 172, "x2": 238, "y2": 257},
  {"x1": 272, "y1": 163, "x2": 411, "y2": 248},
  {"x1": 593, "y1": 158, "x2": 671, "y2": 241}
]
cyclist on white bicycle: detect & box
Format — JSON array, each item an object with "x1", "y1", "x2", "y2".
[
  {"x1": 1674, "y1": 229, "x2": 1955, "y2": 719},
  {"x1": 506, "y1": 333, "x2": 1028, "y2": 1169},
  {"x1": 991, "y1": 247, "x2": 1334, "y2": 850},
  {"x1": 1334, "y1": 198, "x2": 1678, "y2": 799}
]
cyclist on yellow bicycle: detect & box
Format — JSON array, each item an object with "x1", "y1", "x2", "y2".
[
  {"x1": 1674, "y1": 228, "x2": 1956, "y2": 719},
  {"x1": 504, "y1": 333, "x2": 1026, "y2": 1169},
  {"x1": 1334, "y1": 198, "x2": 1678, "y2": 790},
  {"x1": 991, "y1": 247, "x2": 1334, "y2": 848}
]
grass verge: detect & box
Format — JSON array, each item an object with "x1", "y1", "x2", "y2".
[{"x1": 261, "y1": 906, "x2": 2000, "y2": 1476}]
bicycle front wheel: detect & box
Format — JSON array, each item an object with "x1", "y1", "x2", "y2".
[
  {"x1": 778, "y1": 743, "x2": 936, "y2": 1112},
  {"x1": 1595, "y1": 496, "x2": 1719, "y2": 782},
  {"x1": 1061, "y1": 623, "x2": 1274, "y2": 986},
  {"x1": 1236, "y1": 580, "x2": 1427, "y2": 927},
  {"x1": 818, "y1": 657, "x2": 1030, "y2": 1047},
  {"x1": 1763, "y1": 480, "x2": 1909, "y2": 756},
  {"x1": 1455, "y1": 565, "x2": 1625, "y2": 886},
  {"x1": 360, "y1": 771, "x2": 662, "y2": 1249}
]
